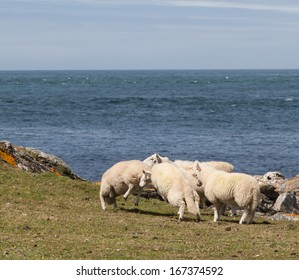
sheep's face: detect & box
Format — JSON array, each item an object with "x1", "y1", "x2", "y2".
[
  {"x1": 143, "y1": 153, "x2": 162, "y2": 166},
  {"x1": 139, "y1": 170, "x2": 151, "y2": 187}
]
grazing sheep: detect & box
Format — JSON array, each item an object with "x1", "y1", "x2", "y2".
[
  {"x1": 139, "y1": 162, "x2": 201, "y2": 222},
  {"x1": 99, "y1": 160, "x2": 151, "y2": 210},
  {"x1": 192, "y1": 161, "x2": 261, "y2": 224}
]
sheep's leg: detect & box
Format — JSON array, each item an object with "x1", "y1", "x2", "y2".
[
  {"x1": 108, "y1": 188, "x2": 118, "y2": 209},
  {"x1": 219, "y1": 204, "x2": 227, "y2": 216},
  {"x1": 213, "y1": 202, "x2": 223, "y2": 222},
  {"x1": 99, "y1": 191, "x2": 106, "y2": 210},
  {"x1": 134, "y1": 188, "x2": 142, "y2": 206},
  {"x1": 112, "y1": 198, "x2": 117, "y2": 209},
  {"x1": 177, "y1": 201, "x2": 186, "y2": 222},
  {"x1": 195, "y1": 201, "x2": 201, "y2": 222},
  {"x1": 239, "y1": 207, "x2": 250, "y2": 224},
  {"x1": 123, "y1": 184, "x2": 134, "y2": 200},
  {"x1": 194, "y1": 193, "x2": 201, "y2": 222},
  {"x1": 230, "y1": 205, "x2": 237, "y2": 216},
  {"x1": 247, "y1": 208, "x2": 256, "y2": 224}
]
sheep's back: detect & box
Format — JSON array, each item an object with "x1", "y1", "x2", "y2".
[
  {"x1": 101, "y1": 160, "x2": 149, "y2": 185},
  {"x1": 122, "y1": 161, "x2": 151, "y2": 185},
  {"x1": 205, "y1": 161, "x2": 234, "y2": 173},
  {"x1": 151, "y1": 163, "x2": 186, "y2": 194},
  {"x1": 205, "y1": 170, "x2": 259, "y2": 204}
]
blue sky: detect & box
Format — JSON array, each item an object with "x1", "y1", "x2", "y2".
[{"x1": 1, "y1": 0, "x2": 299, "y2": 70}]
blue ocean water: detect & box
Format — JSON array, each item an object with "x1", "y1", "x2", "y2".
[{"x1": 0, "y1": 70, "x2": 298, "y2": 181}]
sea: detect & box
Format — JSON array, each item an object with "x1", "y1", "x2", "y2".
[{"x1": 0, "y1": 70, "x2": 298, "y2": 181}]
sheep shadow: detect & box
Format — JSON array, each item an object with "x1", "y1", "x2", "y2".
[
  {"x1": 214, "y1": 217, "x2": 273, "y2": 225},
  {"x1": 118, "y1": 207, "x2": 272, "y2": 225},
  {"x1": 120, "y1": 207, "x2": 209, "y2": 223},
  {"x1": 120, "y1": 207, "x2": 176, "y2": 218}
]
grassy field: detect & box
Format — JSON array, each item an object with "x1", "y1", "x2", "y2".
[{"x1": 0, "y1": 163, "x2": 298, "y2": 260}]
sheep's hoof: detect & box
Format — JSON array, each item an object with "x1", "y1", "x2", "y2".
[{"x1": 123, "y1": 196, "x2": 128, "y2": 201}]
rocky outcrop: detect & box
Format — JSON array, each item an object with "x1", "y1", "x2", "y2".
[
  {"x1": 255, "y1": 171, "x2": 299, "y2": 220},
  {"x1": 255, "y1": 171, "x2": 286, "y2": 191},
  {"x1": 0, "y1": 140, "x2": 82, "y2": 180}
]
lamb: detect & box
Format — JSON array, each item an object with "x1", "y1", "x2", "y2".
[
  {"x1": 99, "y1": 160, "x2": 151, "y2": 210},
  {"x1": 192, "y1": 161, "x2": 261, "y2": 224},
  {"x1": 139, "y1": 162, "x2": 201, "y2": 222}
]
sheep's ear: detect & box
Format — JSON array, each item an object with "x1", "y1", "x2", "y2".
[
  {"x1": 193, "y1": 160, "x2": 201, "y2": 171},
  {"x1": 197, "y1": 163, "x2": 201, "y2": 172},
  {"x1": 143, "y1": 170, "x2": 151, "y2": 175},
  {"x1": 156, "y1": 153, "x2": 162, "y2": 163},
  {"x1": 145, "y1": 170, "x2": 151, "y2": 179}
]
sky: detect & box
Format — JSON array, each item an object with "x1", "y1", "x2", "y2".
[{"x1": 1, "y1": 0, "x2": 299, "y2": 70}]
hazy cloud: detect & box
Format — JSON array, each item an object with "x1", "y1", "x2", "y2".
[{"x1": 174, "y1": 1, "x2": 299, "y2": 13}]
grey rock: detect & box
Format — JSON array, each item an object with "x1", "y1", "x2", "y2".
[
  {"x1": 0, "y1": 140, "x2": 82, "y2": 180},
  {"x1": 272, "y1": 192, "x2": 299, "y2": 213},
  {"x1": 270, "y1": 212, "x2": 299, "y2": 221}
]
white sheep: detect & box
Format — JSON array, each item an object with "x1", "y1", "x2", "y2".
[
  {"x1": 192, "y1": 161, "x2": 261, "y2": 224},
  {"x1": 143, "y1": 153, "x2": 164, "y2": 166},
  {"x1": 99, "y1": 160, "x2": 151, "y2": 210},
  {"x1": 143, "y1": 153, "x2": 234, "y2": 172},
  {"x1": 139, "y1": 162, "x2": 201, "y2": 222},
  {"x1": 143, "y1": 153, "x2": 234, "y2": 210}
]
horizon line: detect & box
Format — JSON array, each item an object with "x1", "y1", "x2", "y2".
[{"x1": 1, "y1": 68, "x2": 299, "y2": 72}]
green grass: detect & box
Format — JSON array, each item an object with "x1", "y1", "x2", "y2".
[{"x1": 0, "y1": 163, "x2": 298, "y2": 260}]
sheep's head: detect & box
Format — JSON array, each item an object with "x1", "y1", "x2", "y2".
[
  {"x1": 139, "y1": 170, "x2": 152, "y2": 187},
  {"x1": 143, "y1": 153, "x2": 162, "y2": 166},
  {"x1": 192, "y1": 161, "x2": 202, "y2": 180}
]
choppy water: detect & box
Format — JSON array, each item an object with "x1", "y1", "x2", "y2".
[{"x1": 0, "y1": 70, "x2": 298, "y2": 181}]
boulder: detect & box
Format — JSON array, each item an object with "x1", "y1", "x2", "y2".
[
  {"x1": 272, "y1": 192, "x2": 299, "y2": 213},
  {"x1": 254, "y1": 172, "x2": 299, "y2": 217},
  {"x1": 255, "y1": 171, "x2": 286, "y2": 192},
  {"x1": 270, "y1": 213, "x2": 299, "y2": 222},
  {"x1": 279, "y1": 176, "x2": 299, "y2": 193},
  {"x1": 0, "y1": 140, "x2": 82, "y2": 180}
]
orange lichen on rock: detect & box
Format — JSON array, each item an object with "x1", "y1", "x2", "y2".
[
  {"x1": 0, "y1": 150, "x2": 17, "y2": 167},
  {"x1": 285, "y1": 213, "x2": 299, "y2": 218},
  {"x1": 50, "y1": 167, "x2": 62, "y2": 177}
]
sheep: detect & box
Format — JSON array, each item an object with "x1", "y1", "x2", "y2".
[
  {"x1": 192, "y1": 161, "x2": 261, "y2": 224},
  {"x1": 99, "y1": 160, "x2": 151, "y2": 210},
  {"x1": 171, "y1": 160, "x2": 235, "y2": 213},
  {"x1": 143, "y1": 153, "x2": 234, "y2": 172},
  {"x1": 143, "y1": 153, "x2": 235, "y2": 210},
  {"x1": 139, "y1": 162, "x2": 201, "y2": 222},
  {"x1": 143, "y1": 153, "x2": 164, "y2": 166},
  {"x1": 143, "y1": 153, "x2": 236, "y2": 210}
]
